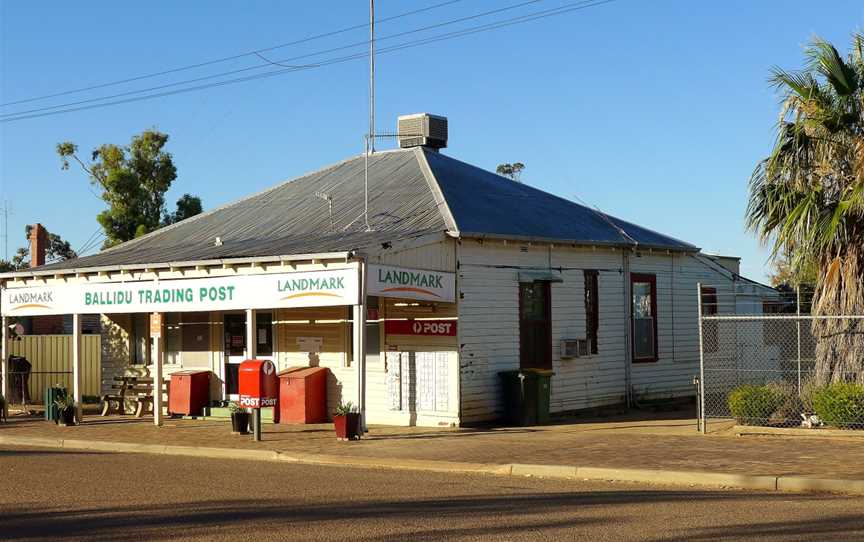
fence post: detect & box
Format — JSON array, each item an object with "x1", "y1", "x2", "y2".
[
  {"x1": 697, "y1": 282, "x2": 707, "y2": 434},
  {"x1": 796, "y1": 285, "x2": 802, "y2": 395},
  {"x1": 72, "y1": 314, "x2": 83, "y2": 422}
]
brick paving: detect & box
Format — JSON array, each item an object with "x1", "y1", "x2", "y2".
[{"x1": 2, "y1": 411, "x2": 863, "y2": 479}]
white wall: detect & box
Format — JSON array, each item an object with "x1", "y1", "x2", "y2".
[
  {"x1": 628, "y1": 253, "x2": 736, "y2": 400},
  {"x1": 458, "y1": 240, "x2": 737, "y2": 423}
]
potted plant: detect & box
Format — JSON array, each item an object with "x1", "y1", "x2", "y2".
[
  {"x1": 333, "y1": 401, "x2": 361, "y2": 441},
  {"x1": 228, "y1": 402, "x2": 250, "y2": 435},
  {"x1": 53, "y1": 395, "x2": 77, "y2": 427}
]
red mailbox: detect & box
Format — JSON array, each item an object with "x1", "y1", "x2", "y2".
[{"x1": 238, "y1": 359, "x2": 278, "y2": 409}]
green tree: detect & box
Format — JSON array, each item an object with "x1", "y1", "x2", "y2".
[
  {"x1": 769, "y1": 248, "x2": 816, "y2": 289},
  {"x1": 57, "y1": 129, "x2": 202, "y2": 248},
  {"x1": 746, "y1": 33, "x2": 864, "y2": 384},
  {"x1": 0, "y1": 225, "x2": 76, "y2": 271},
  {"x1": 496, "y1": 162, "x2": 525, "y2": 182},
  {"x1": 163, "y1": 193, "x2": 203, "y2": 226}
]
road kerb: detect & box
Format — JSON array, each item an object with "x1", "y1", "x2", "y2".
[
  {"x1": 3, "y1": 434, "x2": 864, "y2": 495},
  {"x1": 275, "y1": 451, "x2": 506, "y2": 476},
  {"x1": 63, "y1": 438, "x2": 167, "y2": 455},
  {"x1": 0, "y1": 435, "x2": 63, "y2": 449},
  {"x1": 777, "y1": 476, "x2": 864, "y2": 495},
  {"x1": 510, "y1": 464, "x2": 578, "y2": 479},
  {"x1": 576, "y1": 467, "x2": 779, "y2": 491},
  {"x1": 161, "y1": 445, "x2": 281, "y2": 462}
]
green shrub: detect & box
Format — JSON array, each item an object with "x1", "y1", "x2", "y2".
[
  {"x1": 812, "y1": 383, "x2": 864, "y2": 429},
  {"x1": 727, "y1": 385, "x2": 785, "y2": 426},
  {"x1": 333, "y1": 401, "x2": 357, "y2": 416}
]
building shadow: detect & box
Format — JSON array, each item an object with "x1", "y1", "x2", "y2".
[{"x1": 1, "y1": 490, "x2": 860, "y2": 541}]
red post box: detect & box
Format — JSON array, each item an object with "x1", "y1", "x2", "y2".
[{"x1": 238, "y1": 359, "x2": 279, "y2": 409}]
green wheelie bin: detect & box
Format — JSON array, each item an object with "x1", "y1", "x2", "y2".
[
  {"x1": 498, "y1": 369, "x2": 553, "y2": 426},
  {"x1": 44, "y1": 386, "x2": 67, "y2": 422}
]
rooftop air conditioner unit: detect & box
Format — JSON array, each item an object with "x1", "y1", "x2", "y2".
[{"x1": 397, "y1": 113, "x2": 448, "y2": 150}]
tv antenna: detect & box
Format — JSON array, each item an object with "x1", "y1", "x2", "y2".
[{"x1": 314, "y1": 191, "x2": 335, "y2": 232}]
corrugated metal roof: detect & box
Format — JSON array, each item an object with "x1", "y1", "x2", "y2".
[
  {"x1": 37, "y1": 149, "x2": 446, "y2": 272},
  {"x1": 34, "y1": 146, "x2": 696, "y2": 273},
  {"x1": 422, "y1": 149, "x2": 696, "y2": 251}
]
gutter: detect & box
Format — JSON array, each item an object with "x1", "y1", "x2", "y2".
[
  {"x1": 0, "y1": 251, "x2": 355, "y2": 281},
  {"x1": 457, "y1": 232, "x2": 700, "y2": 253}
]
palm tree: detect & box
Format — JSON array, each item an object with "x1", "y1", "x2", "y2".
[{"x1": 747, "y1": 33, "x2": 864, "y2": 385}]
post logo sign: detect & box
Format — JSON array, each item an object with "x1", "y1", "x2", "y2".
[
  {"x1": 385, "y1": 319, "x2": 457, "y2": 337},
  {"x1": 367, "y1": 264, "x2": 455, "y2": 303},
  {"x1": 1, "y1": 268, "x2": 359, "y2": 316}
]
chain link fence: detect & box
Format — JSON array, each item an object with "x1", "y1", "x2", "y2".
[{"x1": 698, "y1": 284, "x2": 864, "y2": 432}]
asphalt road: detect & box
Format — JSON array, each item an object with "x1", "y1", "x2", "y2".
[{"x1": 1, "y1": 446, "x2": 863, "y2": 541}]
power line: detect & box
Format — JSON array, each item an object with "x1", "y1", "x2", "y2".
[
  {"x1": 0, "y1": 0, "x2": 616, "y2": 123},
  {"x1": 0, "y1": 0, "x2": 465, "y2": 108},
  {"x1": 77, "y1": 233, "x2": 106, "y2": 257},
  {"x1": 1, "y1": 0, "x2": 546, "y2": 119},
  {"x1": 74, "y1": 226, "x2": 103, "y2": 256}
]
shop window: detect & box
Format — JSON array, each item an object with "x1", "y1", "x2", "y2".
[
  {"x1": 366, "y1": 297, "x2": 381, "y2": 365},
  {"x1": 164, "y1": 313, "x2": 182, "y2": 365},
  {"x1": 584, "y1": 270, "x2": 599, "y2": 355},
  {"x1": 256, "y1": 312, "x2": 273, "y2": 356},
  {"x1": 346, "y1": 299, "x2": 381, "y2": 367},
  {"x1": 181, "y1": 313, "x2": 211, "y2": 353},
  {"x1": 631, "y1": 273, "x2": 658, "y2": 362},
  {"x1": 130, "y1": 314, "x2": 149, "y2": 365},
  {"x1": 519, "y1": 281, "x2": 552, "y2": 370}
]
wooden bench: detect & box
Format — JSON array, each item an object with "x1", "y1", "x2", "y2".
[{"x1": 100, "y1": 376, "x2": 169, "y2": 418}]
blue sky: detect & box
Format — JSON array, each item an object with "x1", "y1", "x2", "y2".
[{"x1": 1, "y1": 0, "x2": 862, "y2": 280}]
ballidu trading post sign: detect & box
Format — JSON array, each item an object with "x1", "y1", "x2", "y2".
[
  {"x1": 367, "y1": 264, "x2": 455, "y2": 303},
  {"x1": 1, "y1": 268, "x2": 359, "y2": 316}
]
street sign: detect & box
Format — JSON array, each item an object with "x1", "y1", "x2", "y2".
[{"x1": 149, "y1": 313, "x2": 162, "y2": 338}]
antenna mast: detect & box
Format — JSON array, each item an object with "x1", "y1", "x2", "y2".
[
  {"x1": 1, "y1": 200, "x2": 10, "y2": 260},
  {"x1": 363, "y1": 0, "x2": 375, "y2": 232},
  {"x1": 369, "y1": 0, "x2": 375, "y2": 154}
]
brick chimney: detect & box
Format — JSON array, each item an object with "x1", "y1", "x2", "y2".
[{"x1": 29, "y1": 223, "x2": 49, "y2": 267}]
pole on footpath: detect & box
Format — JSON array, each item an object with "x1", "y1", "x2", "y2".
[
  {"x1": 252, "y1": 409, "x2": 262, "y2": 442},
  {"x1": 696, "y1": 283, "x2": 707, "y2": 434},
  {"x1": 150, "y1": 313, "x2": 164, "y2": 427},
  {"x1": 796, "y1": 285, "x2": 802, "y2": 395}
]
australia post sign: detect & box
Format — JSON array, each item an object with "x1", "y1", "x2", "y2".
[
  {"x1": 1, "y1": 267, "x2": 359, "y2": 317},
  {"x1": 385, "y1": 319, "x2": 457, "y2": 337},
  {"x1": 367, "y1": 265, "x2": 455, "y2": 303}
]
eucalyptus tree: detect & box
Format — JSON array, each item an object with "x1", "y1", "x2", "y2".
[
  {"x1": 57, "y1": 130, "x2": 202, "y2": 248},
  {"x1": 747, "y1": 34, "x2": 864, "y2": 384}
]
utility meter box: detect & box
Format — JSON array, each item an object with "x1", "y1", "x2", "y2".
[{"x1": 238, "y1": 359, "x2": 278, "y2": 409}]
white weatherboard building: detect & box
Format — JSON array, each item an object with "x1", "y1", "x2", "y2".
[{"x1": 0, "y1": 114, "x2": 773, "y2": 427}]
